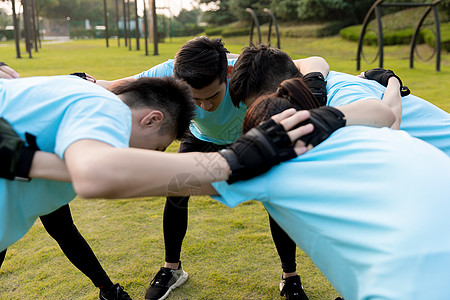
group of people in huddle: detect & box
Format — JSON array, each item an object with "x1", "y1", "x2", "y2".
[{"x1": 0, "y1": 36, "x2": 449, "y2": 300}]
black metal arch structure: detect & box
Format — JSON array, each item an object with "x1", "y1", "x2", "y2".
[
  {"x1": 245, "y1": 7, "x2": 280, "y2": 49},
  {"x1": 356, "y1": 0, "x2": 442, "y2": 71}
]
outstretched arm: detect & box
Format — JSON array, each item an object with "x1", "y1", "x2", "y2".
[
  {"x1": 293, "y1": 57, "x2": 330, "y2": 106},
  {"x1": 17, "y1": 110, "x2": 313, "y2": 198},
  {"x1": 379, "y1": 77, "x2": 402, "y2": 129},
  {"x1": 336, "y1": 98, "x2": 396, "y2": 129},
  {"x1": 293, "y1": 56, "x2": 330, "y2": 77},
  {"x1": 359, "y1": 69, "x2": 403, "y2": 129},
  {"x1": 29, "y1": 152, "x2": 71, "y2": 182},
  {"x1": 65, "y1": 109, "x2": 313, "y2": 199},
  {"x1": 0, "y1": 62, "x2": 20, "y2": 79},
  {"x1": 96, "y1": 76, "x2": 134, "y2": 89}
]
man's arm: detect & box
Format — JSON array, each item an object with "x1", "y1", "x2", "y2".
[
  {"x1": 335, "y1": 99, "x2": 396, "y2": 128},
  {"x1": 97, "y1": 60, "x2": 174, "y2": 89},
  {"x1": 293, "y1": 56, "x2": 330, "y2": 77},
  {"x1": 0, "y1": 62, "x2": 20, "y2": 79},
  {"x1": 96, "y1": 76, "x2": 135, "y2": 89},
  {"x1": 293, "y1": 57, "x2": 330, "y2": 106},
  {"x1": 382, "y1": 78, "x2": 402, "y2": 129},
  {"x1": 26, "y1": 110, "x2": 312, "y2": 199},
  {"x1": 359, "y1": 69, "x2": 403, "y2": 129},
  {"x1": 29, "y1": 151, "x2": 71, "y2": 182}
]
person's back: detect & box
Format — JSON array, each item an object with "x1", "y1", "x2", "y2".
[
  {"x1": 214, "y1": 77, "x2": 450, "y2": 299},
  {"x1": 326, "y1": 71, "x2": 450, "y2": 156},
  {"x1": 213, "y1": 125, "x2": 450, "y2": 299},
  {"x1": 0, "y1": 75, "x2": 131, "y2": 252}
]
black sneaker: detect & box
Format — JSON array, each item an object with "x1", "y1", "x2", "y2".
[
  {"x1": 280, "y1": 275, "x2": 309, "y2": 300},
  {"x1": 145, "y1": 263, "x2": 189, "y2": 300},
  {"x1": 99, "y1": 283, "x2": 132, "y2": 300}
]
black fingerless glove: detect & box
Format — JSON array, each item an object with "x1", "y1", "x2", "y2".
[
  {"x1": 220, "y1": 119, "x2": 297, "y2": 184},
  {"x1": 298, "y1": 106, "x2": 346, "y2": 147},
  {"x1": 0, "y1": 118, "x2": 36, "y2": 181},
  {"x1": 364, "y1": 68, "x2": 411, "y2": 97},
  {"x1": 303, "y1": 72, "x2": 328, "y2": 106},
  {"x1": 70, "y1": 72, "x2": 88, "y2": 80}
]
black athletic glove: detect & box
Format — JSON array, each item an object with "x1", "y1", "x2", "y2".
[
  {"x1": 0, "y1": 118, "x2": 36, "y2": 181},
  {"x1": 297, "y1": 106, "x2": 346, "y2": 147},
  {"x1": 364, "y1": 68, "x2": 411, "y2": 97},
  {"x1": 70, "y1": 72, "x2": 88, "y2": 80},
  {"x1": 220, "y1": 119, "x2": 297, "y2": 184},
  {"x1": 303, "y1": 72, "x2": 328, "y2": 106}
]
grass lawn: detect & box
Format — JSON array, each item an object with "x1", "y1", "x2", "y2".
[{"x1": 0, "y1": 36, "x2": 449, "y2": 299}]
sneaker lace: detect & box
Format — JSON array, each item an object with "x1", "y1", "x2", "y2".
[
  {"x1": 280, "y1": 276, "x2": 306, "y2": 299},
  {"x1": 115, "y1": 284, "x2": 132, "y2": 300},
  {"x1": 99, "y1": 283, "x2": 132, "y2": 300},
  {"x1": 150, "y1": 268, "x2": 172, "y2": 288}
]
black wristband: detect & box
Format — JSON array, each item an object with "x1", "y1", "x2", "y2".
[{"x1": 0, "y1": 62, "x2": 8, "y2": 67}]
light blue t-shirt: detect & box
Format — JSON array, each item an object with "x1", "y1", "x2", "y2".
[
  {"x1": 326, "y1": 70, "x2": 450, "y2": 156},
  {"x1": 212, "y1": 126, "x2": 450, "y2": 300},
  {"x1": 0, "y1": 76, "x2": 132, "y2": 252},
  {"x1": 134, "y1": 59, "x2": 247, "y2": 145}
]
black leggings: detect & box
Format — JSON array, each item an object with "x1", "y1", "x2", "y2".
[
  {"x1": 0, "y1": 249, "x2": 5, "y2": 266},
  {"x1": 164, "y1": 132, "x2": 224, "y2": 263},
  {"x1": 0, "y1": 204, "x2": 113, "y2": 289},
  {"x1": 163, "y1": 133, "x2": 297, "y2": 273}
]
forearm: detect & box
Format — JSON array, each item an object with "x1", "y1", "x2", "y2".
[
  {"x1": 65, "y1": 141, "x2": 230, "y2": 199},
  {"x1": 28, "y1": 149, "x2": 222, "y2": 196},
  {"x1": 336, "y1": 99, "x2": 395, "y2": 128},
  {"x1": 65, "y1": 110, "x2": 313, "y2": 199},
  {"x1": 29, "y1": 151, "x2": 71, "y2": 182},
  {"x1": 293, "y1": 56, "x2": 330, "y2": 77},
  {"x1": 381, "y1": 77, "x2": 402, "y2": 129},
  {"x1": 95, "y1": 79, "x2": 113, "y2": 89},
  {"x1": 96, "y1": 76, "x2": 135, "y2": 89},
  {"x1": 0, "y1": 63, "x2": 20, "y2": 79}
]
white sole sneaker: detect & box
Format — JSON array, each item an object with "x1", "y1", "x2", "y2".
[{"x1": 158, "y1": 269, "x2": 189, "y2": 300}]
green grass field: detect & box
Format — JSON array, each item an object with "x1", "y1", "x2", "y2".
[{"x1": 0, "y1": 35, "x2": 449, "y2": 300}]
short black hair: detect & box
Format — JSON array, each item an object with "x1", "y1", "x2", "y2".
[
  {"x1": 173, "y1": 36, "x2": 230, "y2": 89},
  {"x1": 109, "y1": 77, "x2": 196, "y2": 139},
  {"x1": 229, "y1": 44, "x2": 301, "y2": 107}
]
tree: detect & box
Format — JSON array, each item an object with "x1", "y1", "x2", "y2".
[
  {"x1": 229, "y1": 0, "x2": 271, "y2": 23},
  {"x1": 268, "y1": 0, "x2": 298, "y2": 21},
  {"x1": 0, "y1": 5, "x2": 11, "y2": 29},
  {"x1": 196, "y1": 0, "x2": 237, "y2": 26},
  {"x1": 177, "y1": 8, "x2": 201, "y2": 25},
  {"x1": 37, "y1": 0, "x2": 116, "y2": 23},
  {"x1": 38, "y1": 0, "x2": 79, "y2": 19},
  {"x1": 294, "y1": 0, "x2": 375, "y2": 24}
]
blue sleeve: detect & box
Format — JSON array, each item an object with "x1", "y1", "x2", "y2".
[
  {"x1": 211, "y1": 173, "x2": 270, "y2": 208},
  {"x1": 134, "y1": 59, "x2": 175, "y2": 78},
  {"x1": 55, "y1": 98, "x2": 131, "y2": 158}
]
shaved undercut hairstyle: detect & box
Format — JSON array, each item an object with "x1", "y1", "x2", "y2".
[{"x1": 109, "y1": 77, "x2": 196, "y2": 139}]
